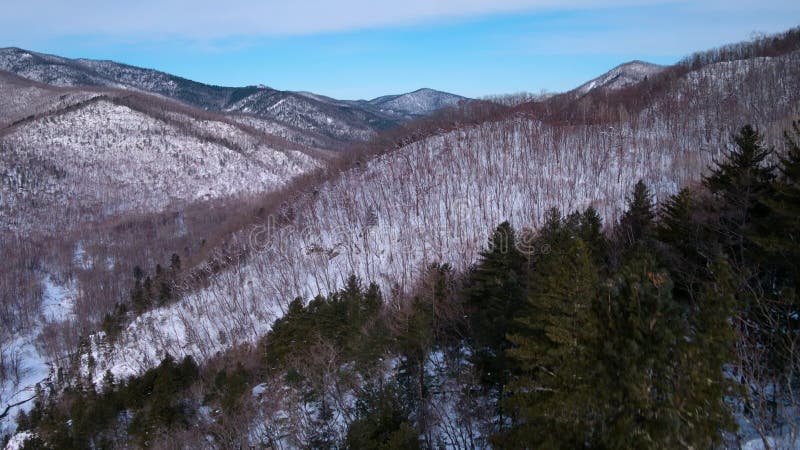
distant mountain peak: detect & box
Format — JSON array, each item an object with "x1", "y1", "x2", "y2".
[
  {"x1": 575, "y1": 60, "x2": 665, "y2": 95},
  {"x1": 368, "y1": 88, "x2": 465, "y2": 117}
]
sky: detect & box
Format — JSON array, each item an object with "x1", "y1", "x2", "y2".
[{"x1": 1, "y1": 0, "x2": 798, "y2": 99}]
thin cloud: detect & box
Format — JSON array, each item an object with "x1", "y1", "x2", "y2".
[{"x1": 2, "y1": 0, "x2": 677, "y2": 40}]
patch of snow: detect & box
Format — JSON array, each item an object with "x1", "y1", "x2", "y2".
[
  {"x1": 251, "y1": 383, "x2": 268, "y2": 397},
  {"x1": 0, "y1": 336, "x2": 52, "y2": 436},
  {"x1": 3, "y1": 431, "x2": 36, "y2": 450},
  {"x1": 742, "y1": 436, "x2": 800, "y2": 450},
  {"x1": 1, "y1": 275, "x2": 74, "y2": 435},
  {"x1": 41, "y1": 275, "x2": 75, "y2": 323}
]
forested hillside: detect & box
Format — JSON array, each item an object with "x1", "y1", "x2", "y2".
[{"x1": 2, "y1": 28, "x2": 800, "y2": 449}]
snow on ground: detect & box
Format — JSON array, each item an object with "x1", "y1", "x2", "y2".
[
  {"x1": 86, "y1": 116, "x2": 705, "y2": 385},
  {"x1": 742, "y1": 436, "x2": 800, "y2": 450},
  {"x1": 41, "y1": 275, "x2": 75, "y2": 323},
  {"x1": 0, "y1": 275, "x2": 76, "y2": 436},
  {"x1": 3, "y1": 431, "x2": 36, "y2": 450},
  {"x1": 0, "y1": 335, "x2": 50, "y2": 435}
]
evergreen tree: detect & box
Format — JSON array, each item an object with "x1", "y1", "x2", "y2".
[
  {"x1": 579, "y1": 206, "x2": 609, "y2": 269},
  {"x1": 593, "y1": 252, "x2": 687, "y2": 449},
  {"x1": 703, "y1": 125, "x2": 792, "y2": 378},
  {"x1": 395, "y1": 293, "x2": 433, "y2": 440},
  {"x1": 656, "y1": 188, "x2": 710, "y2": 303},
  {"x1": 501, "y1": 235, "x2": 600, "y2": 448},
  {"x1": 465, "y1": 221, "x2": 527, "y2": 388},
  {"x1": 671, "y1": 259, "x2": 738, "y2": 447},
  {"x1": 170, "y1": 253, "x2": 181, "y2": 272},
  {"x1": 745, "y1": 122, "x2": 800, "y2": 390},
  {"x1": 618, "y1": 179, "x2": 655, "y2": 250},
  {"x1": 131, "y1": 266, "x2": 149, "y2": 314},
  {"x1": 753, "y1": 121, "x2": 800, "y2": 284},
  {"x1": 346, "y1": 383, "x2": 420, "y2": 450},
  {"x1": 704, "y1": 124, "x2": 775, "y2": 266}
]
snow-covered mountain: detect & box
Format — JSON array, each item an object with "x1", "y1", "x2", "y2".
[
  {"x1": 0, "y1": 48, "x2": 467, "y2": 146},
  {"x1": 0, "y1": 71, "x2": 96, "y2": 128},
  {"x1": 575, "y1": 60, "x2": 665, "y2": 95},
  {"x1": 0, "y1": 75, "x2": 323, "y2": 234},
  {"x1": 365, "y1": 88, "x2": 466, "y2": 117}
]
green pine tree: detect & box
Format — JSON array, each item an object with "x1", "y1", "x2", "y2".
[
  {"x1": 745, "y1": 121, "x2": 800, "y2": 386},
  {"x1": 593, "y1": 252, "x2": 695, "y2": 449},
  {"x1": 579, "y1": 206, "x2": 609, "y2": 269},
  {"x1": 501, "y1": 235, "x2": 600, "y2": 448},
  {"x1": 346, "y1": 383, "x2": 420, "y2": 450},
  {"x1": 671, "y1": 258, "x2": 738, "y2": 447},
  {"x1": 618, "y1": 179, "x2": 656, "y2": 251},
  {"x1": 656, "y1": 188, "x2": 711, "y2": 303},
  {"x1": 753, "y1": 121, "x2": 800, "y2": 284},
  {"x1": 466, "y1": 221, "x2": 527, "y2": 388},
  {"x1": 704, "y1": 124, "x2": 775, "y2": 266}
]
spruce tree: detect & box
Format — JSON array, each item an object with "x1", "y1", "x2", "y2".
[
  {"x1": 346, "y1": 383, "x2": 420, "y2": 450},
  {"x1": 753, "y1": 121, "x2": 800, "y2": 284},
  {"x1": 501, "y1": 235, "x2": 600, "y2": 448},
  {"x1": 579, "y1": 206, "x2": 609, "y2": 269},
  {"x1": 671, "y1": 258, "x2": 738, "y2": 447},
  {"x1": 703, "y1": 124, "x2": 775, "y2": 266},
  {"x1": 170, "y1": 253, "x2": 181, "y2": 272},
  {"x1": 131, "y1": 266, "x2": 149, "y2": 314},
  {"x1": 395, "y1": 293, "x2": 433, "y2": 439},
  {"x1": 466, "y1": 221, "x2": 527, "y2": 388},
  {"x1": 704, "y1": 125, "x2": 791, "y2": 378},
  {"x1": 618, "y1": 179, "x2": 655, "y2": 250},
  {"x1": 746, "y1": 122, "x2": 800, "y2": 387},
  {"x1": 593, "y1": 252, "x2": 687, "y2": 449},
  {"x1": 656, "y1": 188, "x2": 710, "y2": 303}
]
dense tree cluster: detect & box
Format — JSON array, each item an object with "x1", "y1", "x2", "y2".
[{"x1": 15, "y1": 356, "x2": 198, "y2": 449}]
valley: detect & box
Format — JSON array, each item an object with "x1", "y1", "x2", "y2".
[{"x1": 2, "y1": 26, "x2": 800, "y2": 449}]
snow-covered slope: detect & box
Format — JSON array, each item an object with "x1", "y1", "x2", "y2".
[
  {"x1": 0, "y1": 71, "x2": 99, "y2": 128},
  {"x1": 0, "y1": 47, "x2": 248, "y2": 109},
  {"x1": 83, "y1": 49, "x2": 800, "y2": 386},
  {"x1": 0, "y1": 275, "x2": 76, "y2": 438},
  {"x1": 575, "y1": 60, "x2": 665, "y2": 94},
  {"x1": 0, "y1": 88, "x2": 321, "y2": 233},
  {"x1": 224, "y1": 89, "x2": 394, "y2": 142}
]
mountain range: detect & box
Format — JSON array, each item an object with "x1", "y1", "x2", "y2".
[
  {"x1": 0, "y1": 48, "x2": 466, "y2": 147},
  {"x1": 0, "y1": 48, "x2": 467, "y2": 233}
]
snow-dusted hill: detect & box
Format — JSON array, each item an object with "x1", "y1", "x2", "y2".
[
  {"x1": 83, "y1": 49, "x2": 800, "y2": 387},
  {"x1": 0, "y1": 71, "x2": 99, "y2": 128},
  {"x1": 0, "y1": 80, "x2": 322, "y2": 233},
  {"x1": 366, "y1": 88, "x2": 466, "y2": 117},
  {"x1": 0, "y1": 48, "x2": 232, "y2": 107},
  {"x1": 575, "y1": 60, "x2": 665, "y2": 95},
  {"x1": 0, "y1": 48, "x2": 467, "y2": 146},
  {"x1": 223, "y1": 89, "x2": 394, "y2": 142}
]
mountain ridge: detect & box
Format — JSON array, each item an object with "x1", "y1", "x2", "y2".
[
  {"x1": 574, "y1": 60, "x2": 666, "y2": 95},
  {"x1": 0, "y1": 47, "x2": 468, "y2": 146}
]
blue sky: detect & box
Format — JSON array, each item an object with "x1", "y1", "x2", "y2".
[{"x1": 1, "y1": 1, "x2": 798, "y2": 99}]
